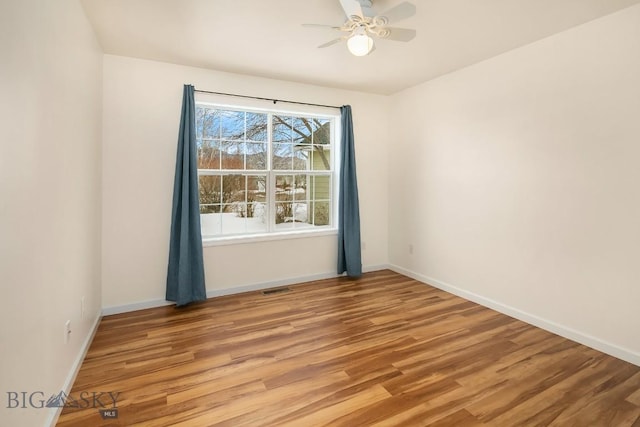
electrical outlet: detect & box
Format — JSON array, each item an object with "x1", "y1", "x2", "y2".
[
  {"x1": 81, "y1": 296, "x2": 85, "y2": 320},
  {"x1": 362, "y1": 241, "x2": 367, "y2": 250},
  {"x1": 409, "y1": 244, "x2": 414, "y2": 255},
  {"x1": 64, "y1": 320, "x2": 71, "y2": 344}
]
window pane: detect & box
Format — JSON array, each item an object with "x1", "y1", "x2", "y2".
[
  {"x1": 221, "y1": 141, "x2": 244, "y2": 169},
  {"x1": 275, "y1": 202, "x2": 294, "y2": 228},
  {"x1": 293, "y1": 202, "x2": 308, "y2": 224},
  {"x1": 312, "y1": 201, "x2": 330, "y2": 226},
  {"x1": 275, "y1": 175, "x2": 293, "y2": 201},
  {"x1": 292, "y1": 117, "x2": 312, "y2": 145},
  {"x1": 293, "y1": 145, "x2": 311, "y2": 170},
  {"x1": 220, "y1": 204, "x2": 243, "y2": 235},
  {"x1": 273, "y1": 143, "x2": 293, "y2": 170},
  {"x1": 220, "y1": 110, "x2": 245, "y2": 140},
  {"x1": 199, "y1": 175, "x2": 221, "y2": 205},
  {"x1": 246, "y1": 112, "x2": 268, "y2": 142},
  {"x1": 312, "y1": 119, "x2": 330, "y2": 145},
  {"x1": 293, "y1": 174, "x2": 308, "y2": 201},
  {"x1": 222, "y1": 174, "x2": 245, "y2": 204},
  {"x1": 248, "y1": 175, "x2": 267, "y2": 203},
  {"x1": 246, "y1": 143, "x2": 267, "y2": 170},
  {"x1": 202, "y1": 109, "x2": 221, "y2": 139},
  {"x1": 311, "y1": 175, "x2": 331, "y2": 200},
  {"x1": 246, "y1": 175, "x2": 267, "y2": 230},
  {"x1": 311, "y1": 146, "x2": 330, "y2": 171},
  {"x1": 247, "y1": 202, "x2": 268, "y2": 233},
  {"x1": 198, "y1": 139, "x2": 221, "y2": 169},
  {"x1": 273, "y1": 115, "x2": 292, "y2": 142},
  {"x1": 201, "y1": 205, "x2": 222, "y2": 237}
]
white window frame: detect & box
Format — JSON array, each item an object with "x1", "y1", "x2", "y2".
[{"x1": 195, "y1": 97, "x2": 341, "y2": 246}]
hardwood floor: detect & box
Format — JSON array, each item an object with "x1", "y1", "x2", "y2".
[{"x1": 57, "y1": 270, "x2": 640, "y2": 426}]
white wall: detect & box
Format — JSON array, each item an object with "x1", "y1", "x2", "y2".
[
  {"x1": 0, "y1": 0, "x2": 103, "y2": 425},
  {"x1": 389, "y1": 4, "x2": 640, "y2": 364},
  {"x1": 102, "y1": 55, "x2": 389, "y2": 309}
]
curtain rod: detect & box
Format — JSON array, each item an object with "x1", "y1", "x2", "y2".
[{"x1": 194, "y1": 89, "x2": 342, "y2": 110}]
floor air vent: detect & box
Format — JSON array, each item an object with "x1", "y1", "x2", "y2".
[{"x1": 262, "y1": 287, "x2": 290, "y2": 295}]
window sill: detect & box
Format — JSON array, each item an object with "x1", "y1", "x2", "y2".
[{"x1": 202, "y1": 228, "x2": 338, "y2": 247}]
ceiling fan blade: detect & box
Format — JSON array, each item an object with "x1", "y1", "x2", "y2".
[
  {"x1": 383, "y1": 27, "x2": 416, "y2": 42},
  {"x1": 318, "y1": 37, "x2": 346, "y2": 48},
  {"x1": 379, "y1": 1, "x2": 416, "y2": 23},
  {"x1": 302, "y1": 23, "x2": 342, "y2": 30},
  {"x1": 338, "y1": 0, "x2": 363, "y2": 18}
]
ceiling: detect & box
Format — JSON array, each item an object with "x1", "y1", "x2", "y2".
[{"x1": 81, "y1": 0, "x2": 640, "y2": 95}]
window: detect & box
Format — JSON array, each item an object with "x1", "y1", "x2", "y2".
[{"x1": 196, "y1": 103, "x2": 337, "y2": 241}]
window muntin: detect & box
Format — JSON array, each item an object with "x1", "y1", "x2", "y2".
[{"x1": 196, "y1": 104, "x2": 335, "y2": 240}]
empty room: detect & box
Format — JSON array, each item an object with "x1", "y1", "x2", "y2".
[{"x1": 1, "y1": 0, "x2": 640, "y2": 425}]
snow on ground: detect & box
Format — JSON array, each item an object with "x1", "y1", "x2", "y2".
[{"x1": 201, "y1": 203, "x2": 316, "y2": 238}]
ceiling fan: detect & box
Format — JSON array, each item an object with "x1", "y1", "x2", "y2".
[{"x1": 303, "y1": 0, "x2": 416, "y2": 57}]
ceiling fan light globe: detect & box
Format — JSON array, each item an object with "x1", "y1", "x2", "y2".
[{"x1": 347, "y1": 33, "x2": 374, "y2": 56}]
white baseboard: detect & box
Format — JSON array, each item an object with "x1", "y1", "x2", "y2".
[
  {"x1": 389, "y1": 264, "x2": 640, "y2": 367},
  {"x1": 46, "y1": 312, "x2": 102, "y2": 427},
  {"x1": 102, "y1": 264, "x2": 390, "y2": 316},
  {"x1": 102, "y1": 299, "x2": 174, "y2": 316}
]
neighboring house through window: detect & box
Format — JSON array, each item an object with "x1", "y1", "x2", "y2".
[{"x1": 195, "y1": 102, "x2": 338, "y2": 241}]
